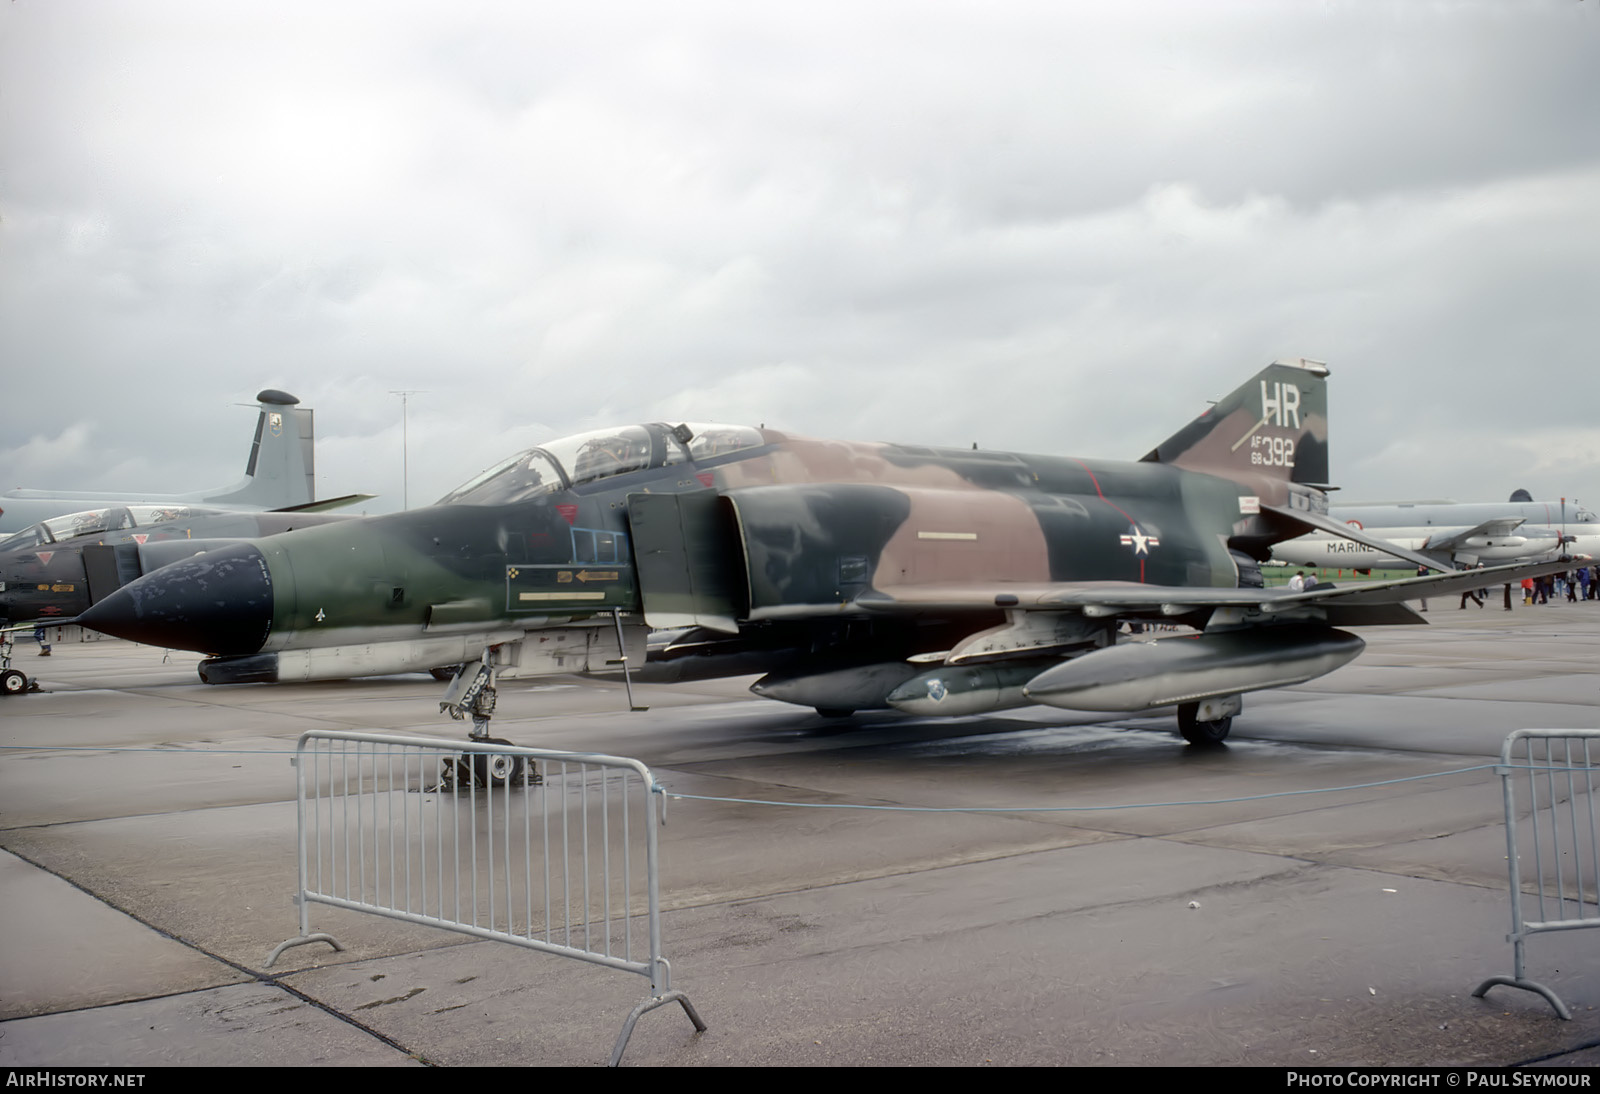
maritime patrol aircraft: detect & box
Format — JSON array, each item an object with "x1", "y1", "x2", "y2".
[
  {"x1": 1272, "y1": 496, "x2": 1597, "y2": 571},
  {"x1": 0, "y1": 389, "x2": 365, "y2": 534},
  {"x1": 77, "y1": 360, "x2": 1573, "y2": 747}
]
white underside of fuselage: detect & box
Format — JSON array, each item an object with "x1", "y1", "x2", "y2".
[{"x1": 245, "y1": 619, "x2": 644, "y2": 682}]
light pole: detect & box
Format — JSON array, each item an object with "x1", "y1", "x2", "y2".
[{"x1": 389, "y1": 390, "x2": 426, "y2": 510}]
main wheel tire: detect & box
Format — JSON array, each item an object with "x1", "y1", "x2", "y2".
[
  {"x1": 1177, "y1": 702, "x2": 1231, "y2": 746},
  {"x1": 429, "y1": 665, "x2": 461, "y2": 682},
  {"x1": 1, "y1": 669, "x2": 27, "y2": 695}
]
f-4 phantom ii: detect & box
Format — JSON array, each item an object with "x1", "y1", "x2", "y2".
[
  {"x1": 1272, "y1": 496, "x2": 1598, "y2": 571},
  {"x1": 78, "y1": 359, "x2": 1574, "y2": 746},
  {"x1": 0, "y1": 504, "x2": 352, "y2": 626},
  {"x1": 0, "y1": 504, "x2": 353, "y2": 696}
]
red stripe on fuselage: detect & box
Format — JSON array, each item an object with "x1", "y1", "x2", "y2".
[{"x1": 1072, "y1": 458, "x2": 1146, "y2": 583}]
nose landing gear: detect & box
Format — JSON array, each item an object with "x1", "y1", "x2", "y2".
[{"x1": 436, "y1": 651, "x2": 542, "y2": 791}]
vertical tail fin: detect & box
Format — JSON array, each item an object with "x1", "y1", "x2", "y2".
[
  {"x1": 203, "y1": 389, "x2": 315, "y2": 508},
  {"x1": 1141, "y1": 358, "x2": 1329, "y2": 486}
]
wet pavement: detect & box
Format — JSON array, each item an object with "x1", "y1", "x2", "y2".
[{"x1": 3, "y1": 602, "x2": 1600, "y2": 1066}]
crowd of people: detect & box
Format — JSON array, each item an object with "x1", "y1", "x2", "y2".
[
  {"x1": 1411, "y1": 564, "x2": 1598, "y2": 611},
  {"x1": 1519, "y1": 568, "x2": 1596, "y2": 605},
  {"x1": 1278, "y1": 564, "x2": 1600, "y2": 609}
]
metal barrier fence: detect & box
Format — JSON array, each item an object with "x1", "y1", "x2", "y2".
[
  {"x1": 266, "y1": 730, "x2": 704, "y2": 1065},
  {"x1": 1475, "y1": 728, "x2": 1600, "y2": 1019}
]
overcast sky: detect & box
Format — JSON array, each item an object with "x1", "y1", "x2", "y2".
[{"x1": 3, "y1": 0, "x2": 1598, "y2": 514}]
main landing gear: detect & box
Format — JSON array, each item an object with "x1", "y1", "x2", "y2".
[
  {"x1": 435, "y1": 651, "x2": 541, "y2": 791},
  {"x1": 0, "y1": 631, "x2": 40, "y2": 697},
  {"x1": 1176, "y1": 694, "x2": 1242, "y2": 746}
]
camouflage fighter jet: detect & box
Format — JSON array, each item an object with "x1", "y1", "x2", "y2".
[
  {"x1": 0, "y1": 503, "x2": 354, "y2": 626},
  {"x1": 76, "y1": 360, "x2": 1575, "y2": 745}
]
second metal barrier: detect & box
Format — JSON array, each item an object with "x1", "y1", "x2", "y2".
[{"x1": 1475, "y1": 728, "x2": 1600, "y2": 1019}]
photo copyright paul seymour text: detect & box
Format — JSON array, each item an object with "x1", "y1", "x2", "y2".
[{"x1": 1287, "y1": 1074, "x2": 1592, "y2": 1088}]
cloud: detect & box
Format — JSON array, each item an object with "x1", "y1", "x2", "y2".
[{"x1": 1, "y1": 0, "x2": 1596, "y2": 512}]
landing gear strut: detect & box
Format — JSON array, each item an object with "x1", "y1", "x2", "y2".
[
  {"x1": 436, "y1": 650, "x2": 541, "y2": 790},
  {"x1": 0, "y1": 631, "x2": 38, "y2": 697}
]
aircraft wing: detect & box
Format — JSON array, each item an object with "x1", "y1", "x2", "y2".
[
  {"x1": 273, "y1": 494, "x2": 377, "y2": 513},
  {"x1": 856, "y1": 556, "x2": 1576, "y2": 624},
  {"x1": 1417, "y1": 517, "x2": 1525, "y2": 553}
]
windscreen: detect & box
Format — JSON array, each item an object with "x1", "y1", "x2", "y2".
[{"x1": 437, "y1": 449, "x2": 564, "y2": 506}]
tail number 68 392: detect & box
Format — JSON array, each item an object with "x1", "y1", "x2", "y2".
[{"x1": 1250, "y1": 436, "x2": 1295, "y2": 468}]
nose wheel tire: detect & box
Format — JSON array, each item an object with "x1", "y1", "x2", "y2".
[
  {"x1": 1, "y1": 669, "x2": 27, "y2": 696},
  {"x1": 1177, "y1": 702, "x2": 1232, "y2": 746},
  {"x1": 434, "y1": 736, "x2": 541, "y2": 791},
  {"x1": 473, "y1": 749, "x2": 527, "y2": 788}
]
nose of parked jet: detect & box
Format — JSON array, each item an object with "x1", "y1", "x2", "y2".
[{"x1": 78, "y1": 543, "x2": 273, "y2": 656}]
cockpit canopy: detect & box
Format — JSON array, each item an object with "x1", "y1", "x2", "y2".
[
  {"x1": 0, "y1": 505, "x2": 223, "y2": 552},
  {"x1": 437, "y1": 422, "x2": 765, "y2": 507}
]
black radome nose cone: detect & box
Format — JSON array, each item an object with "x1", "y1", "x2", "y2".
[{"x1": 79, "y1": 543, "x2": 273, "y2": 656}]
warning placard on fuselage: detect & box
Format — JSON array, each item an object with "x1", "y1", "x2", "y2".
[{"x1": 505, "y1": 564, "x2": 636, "y2": 612}]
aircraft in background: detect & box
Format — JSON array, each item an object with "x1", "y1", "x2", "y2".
[
  {"x1": 1272, "y1": 495, "x2": 1597, "y2": 571},
  {"x1": 0, "y1": 503, "x2": 355, "y2": 696},
  {"x1": 0, "y1": 503, "x2": 353, "y2": 626},
  {"x1": 77, "y1": 360, "x2": 1573, "y2": 749},
  {"x1": 0, "y1": 389, "x2": 370, "y2": 535}
]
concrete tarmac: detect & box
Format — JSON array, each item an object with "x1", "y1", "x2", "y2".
[{"x1": 3, "y1": 601, "x2": 1600, "y2": 1067}]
